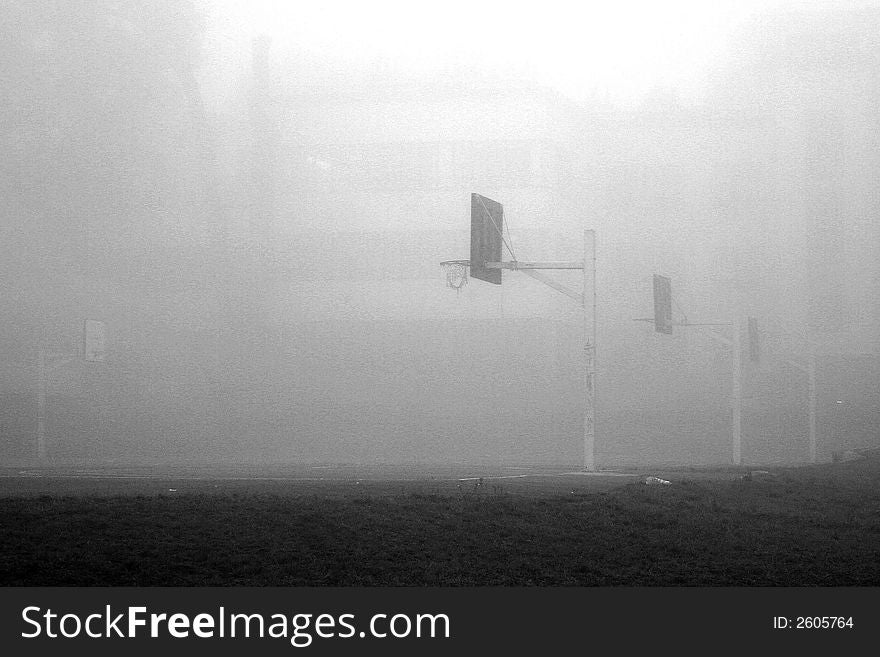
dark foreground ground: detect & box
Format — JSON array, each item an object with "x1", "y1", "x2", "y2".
[{"x1": 1, "y1": 454, "x2": 878, "y2": 585}]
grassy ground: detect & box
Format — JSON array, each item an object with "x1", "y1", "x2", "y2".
[{"x1": 1, "y1": 454, "x2": 879, "y2": 586}]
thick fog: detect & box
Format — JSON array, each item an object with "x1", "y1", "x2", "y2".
[{"x1": 1, "y1": 1, "x2": 878, "y2": 467}]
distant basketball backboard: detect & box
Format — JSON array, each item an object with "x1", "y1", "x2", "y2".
[
  {"x1": 470, "y1": 193, "x2": 503, "y2": 285},
  {"x1": 653, "y1": 275, "x2": 673, "y2": 334},
  {"x1": 748, "y1": 316, "x2": 760, "y2": 362}
]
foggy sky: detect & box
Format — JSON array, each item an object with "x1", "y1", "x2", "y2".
[{"x1": 1, "y1": 1, "x2": 878, "y2": 467}]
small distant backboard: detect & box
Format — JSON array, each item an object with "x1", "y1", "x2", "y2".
[
  {"x1": 653, "y1": 275, "x2": 673, "y2": 334},
  {"x1": 748, "y1": 316, "x2": 760, "y2": 362},
  {"x1": 470, "y1": 193, "x2": 503, "y2": 285},
  {"x1": 83, "y1": 319, "x2": 106, "y2": 362}
]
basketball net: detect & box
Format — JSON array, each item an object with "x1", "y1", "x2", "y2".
[{"x1": 440, "y1": 261, "x2": 468, "y2": 293}]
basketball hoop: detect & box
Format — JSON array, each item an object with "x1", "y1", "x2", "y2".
[{"x1": 440, "y1": 260, "x2": 469, "y2": 292}]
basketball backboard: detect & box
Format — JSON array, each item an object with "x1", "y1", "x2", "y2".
[
  {"x1": 653, "y1": 275, "x2": 672, "y2": 334},
  {"x1": 470, "y1": 193, "x2": 503, "y2": 285},
  {"x1": 748, "y1": 316, "x2": 760, "y2": 362}
]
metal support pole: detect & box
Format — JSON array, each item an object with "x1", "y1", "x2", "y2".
[
  {"x1": 763, "y1": 321, "x2": 819, "y2": 464},
  {"x1": 731, "y1": 321, "x2": 742, "y2": 465},
  {"x1": 36, "y1": 349, "x2": 47, "y2": 461},
  {"x1": 583, "y1": 229, "x2": 596, "y2": 471},
  {"x1": 808, "y1": 350, "x2": 817, "y2": 463}
]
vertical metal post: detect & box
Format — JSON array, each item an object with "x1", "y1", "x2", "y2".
[
  {"x1": 36, "y1": 349, "x2": 47, "y2": 462},
  {"x1": 731, "y1": 321, "x2": 742, "y2": 465},
  {"x1": 808, "y1": 350, "x2": 817, "y2": 463},
  {"x1": 583, "y1": 229, "x2": 596, "y2": 471}
]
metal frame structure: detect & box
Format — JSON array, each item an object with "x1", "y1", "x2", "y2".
[
  {"x1": 442, "y1": 195, "x2": 598, "y2": 471},
  {"x1": 35, "y1": 319, "x2": 107, "y2": 461},
  {"x1": 685, "y1": 320, "x2": 743, "y2": 466},
  {"x1": 756, "y1": 320, "x2": 818, "y2": 464},
  {"x1": 637, "y1": 300, "x2": 821, "y2": 467},
  {"x1": 636, "y1": 299, "x2": 743, "y2": 465}
]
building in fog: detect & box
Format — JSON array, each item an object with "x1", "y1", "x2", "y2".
[
  {"x1": 4, "y1": 6, "x2": 877, "y2": 466},
  {"x1": 1, "y1": 1, "x2": 230, "y2": 462},
  {"x1": 707, "y1": 6, "x2": 880, "y2": 452},
  {"x1": 709, "y1": 7, "x2": 880, "y2": 351},
  {"x1": 228, "y1": 47, "x2": 608, "y2": 464}
]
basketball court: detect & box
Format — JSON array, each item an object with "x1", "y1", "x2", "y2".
[{"x1": 0, "y1": 462, "x2": 640, "y2": 497}]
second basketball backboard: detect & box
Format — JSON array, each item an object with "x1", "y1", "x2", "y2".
[
  {"x1": 653, "y1": 275, "x2": 673, "y2": 334},
  {"x1": 470, "y1": 193, "x2": 503, "y2": 285}
]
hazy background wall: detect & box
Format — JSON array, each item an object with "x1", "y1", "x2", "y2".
[{"x1": 1, "y1": 1, "x2": 877, "y2": 466}]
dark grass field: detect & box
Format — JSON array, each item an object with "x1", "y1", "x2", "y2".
[{"x1": 1, "y1": 454, "x2": 879, "y2": 586}]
